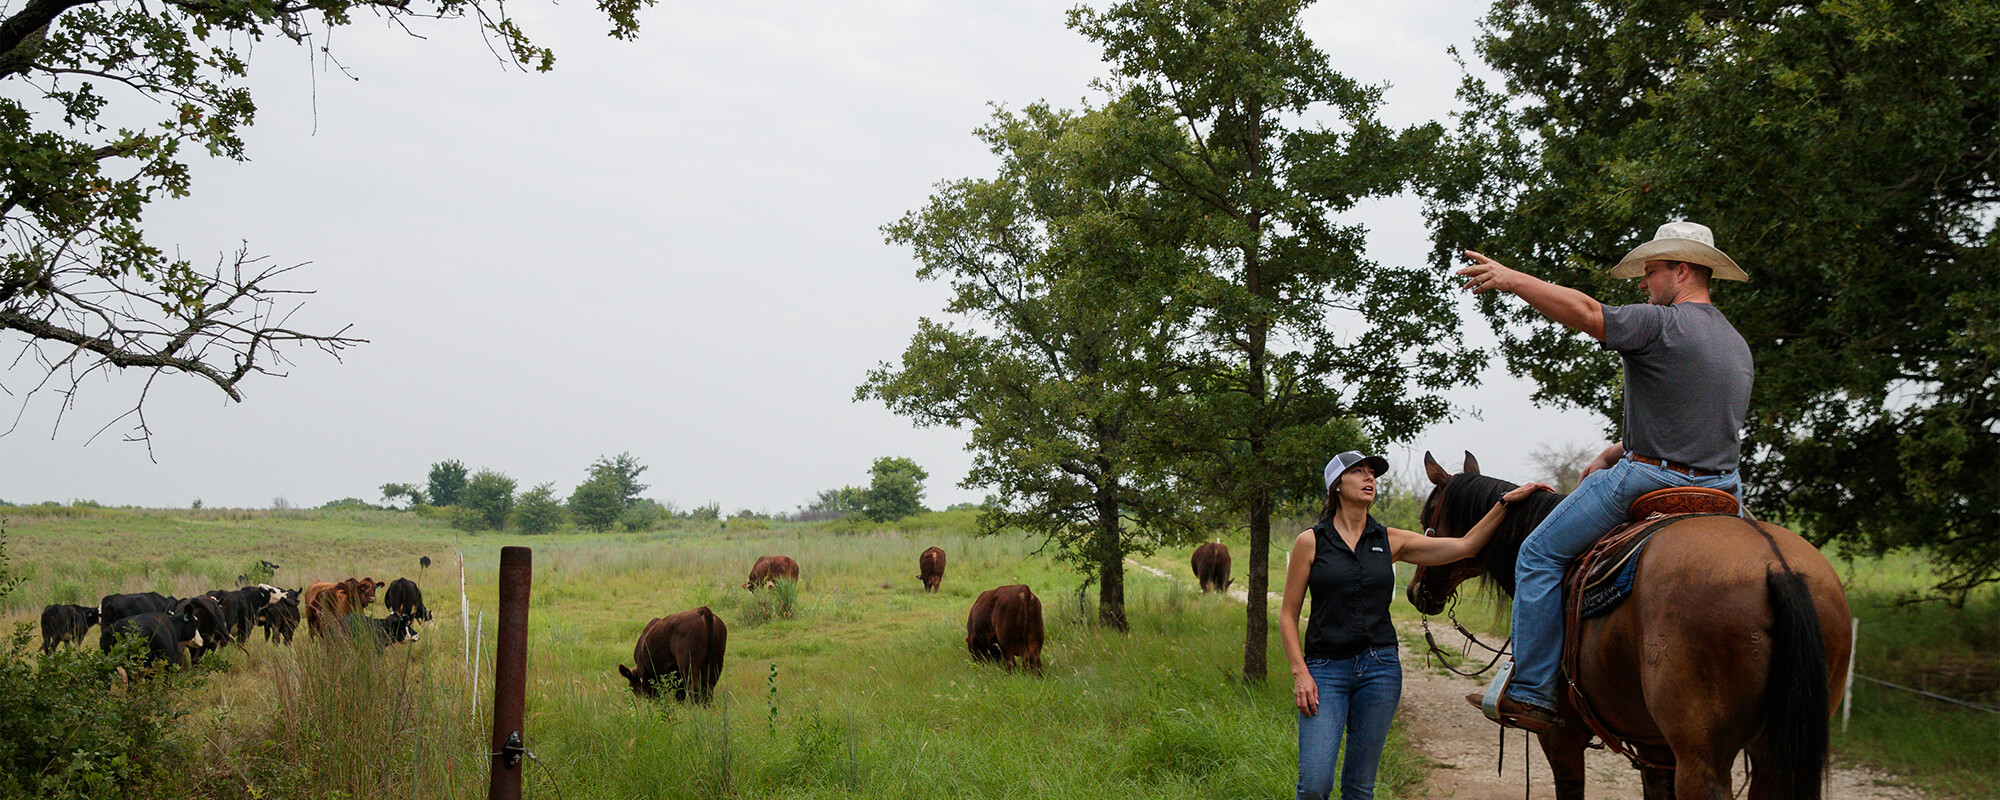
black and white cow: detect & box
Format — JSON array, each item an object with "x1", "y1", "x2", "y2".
[
  {"x1": 100, "y1": 604, "x2": 205, "y2": 668},
  {"x1": 205, "y1": 584, "x2": 288, "y2": 647},
  {"x1": 383, "y1": 578, "x2": 431, "y2": 624},
  {"x1": 257, "y1": 590, "x2": 302, "y2": 645}
]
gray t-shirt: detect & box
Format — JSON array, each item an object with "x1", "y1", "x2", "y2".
[{"x1": 1600, "y1": 302, "x2": 1753, "y2": 471}]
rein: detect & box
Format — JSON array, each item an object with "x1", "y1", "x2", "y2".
[{"x1": 1418, "y1": 594, "x2": 1512, "y2": 677}]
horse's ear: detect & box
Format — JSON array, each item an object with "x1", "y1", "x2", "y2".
[
  {"x1": 1463, "y1": 451, "x2": 1481, "y2": 475},
  {"x1": 1423, "y1": 452, "x2": 1451, "y2": 486}
]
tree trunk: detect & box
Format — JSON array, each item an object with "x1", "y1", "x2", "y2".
[
  {"x1": 1242, "y1": 490, "x2": 1271, "y2": 683},
  {"x1": 1094, "y1": 479, "x2": 1129, "y2": 631}
]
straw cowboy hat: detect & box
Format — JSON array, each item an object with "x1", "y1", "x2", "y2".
[{"x1": 1609, "y1": 221, "x2": 1748, "y2": 281}]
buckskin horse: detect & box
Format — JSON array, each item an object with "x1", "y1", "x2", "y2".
[{"x1": 1407, "y1": 452, "x2": 1851, "y2": 800}]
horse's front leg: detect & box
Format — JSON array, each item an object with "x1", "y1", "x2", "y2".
[
  {"x1": 1536, "y1": 722, "x2": 1592, "y2": 800},
  {"x1": 1637, "y1": 744, "x2": 1676, "y2": 800}
]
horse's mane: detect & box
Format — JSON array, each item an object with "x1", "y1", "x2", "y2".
[{"x1": 1431, "y1": 472, "x2": 1567, "y2": 596}]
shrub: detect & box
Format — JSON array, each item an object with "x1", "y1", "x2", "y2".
[
  {"x1": 514, "y1": 483, "x2": 567, "y2": 534},
  {"x1": 619, "y1": 498, "x2": 668, "y2": 532},
  {"x1": 0, "y1": 528, "x2": 196, "y2": 799},
  {"x1": 569, "y1": 477, "x2": 623, "y2": 533},
  {"x1": 461, "y1": 470, "x2": 516, "y2": 530}
]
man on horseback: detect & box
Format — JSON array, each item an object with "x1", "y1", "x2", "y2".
[{"x1": 1454, "y1": 221, "x2": 1753, "y2": 733}]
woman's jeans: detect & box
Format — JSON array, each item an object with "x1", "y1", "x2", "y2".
[
  {"x1": 1506, "y1": 456, "x2": 1740, "y2": 710},
  {"x1": 1297, "y1": 645, "x2": 1401, "y2": 800}
]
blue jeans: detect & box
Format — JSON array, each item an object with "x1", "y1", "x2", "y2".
[
  {"x1": 1297, "y1": 645, "x2": 1401, "y2": 800},
  {"x1": 1506, "y1": 456, "x2": 1740, "y2": 709}
]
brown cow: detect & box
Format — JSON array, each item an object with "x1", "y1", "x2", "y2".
[
  {"x1": 1191, "y1": 542, "x2": 1233, "y2": 593},
  {"x1": 301, "y1": 577, "x2": 381, "y2": 636},
  {"x1": 916, "y1": 546, "x2": 946, "y2": 593},
  {"x1": 965, "y1": 584, "x2": 1044, "y2": 675},
  {"x1": 617, "y1": 607, "x2": 728, "y2": 703},
  {"x1": 742, "y1": 555, "x2": 800, "y2": 591}
]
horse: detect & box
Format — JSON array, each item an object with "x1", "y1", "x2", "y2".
[{"x1": 1406, "y1": 452, "x2": 1851, "y2": 800}]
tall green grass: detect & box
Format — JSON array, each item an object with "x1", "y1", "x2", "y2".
[{"x1": 1, "y1": 509, "x2": 1438, "y2": 799}]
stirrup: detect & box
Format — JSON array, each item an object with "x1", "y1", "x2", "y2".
[{"x1": 1480, "y1": 659, "x2": 1516, "y2": 724}]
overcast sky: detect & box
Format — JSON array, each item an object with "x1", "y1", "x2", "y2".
[{"x1": 1, "y1": 0, "x2": 1607, "y2": 513}]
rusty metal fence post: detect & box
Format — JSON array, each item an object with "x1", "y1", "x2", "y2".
[{"x1": 489, "y1": 546, "x2": 532, "y2": 800}]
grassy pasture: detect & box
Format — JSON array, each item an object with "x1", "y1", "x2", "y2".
[{"x1": 0, "y1": 508, "x2": 1426, "y2": 799}]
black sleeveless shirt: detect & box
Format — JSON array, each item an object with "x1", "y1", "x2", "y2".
[{"x1": 1302, "y1": 514, "x2": 1398, "y2": 659}]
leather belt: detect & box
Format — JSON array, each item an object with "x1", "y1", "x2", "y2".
[{"x1": 1629, "y1": 454, "x2": 1730, "y2": 477}]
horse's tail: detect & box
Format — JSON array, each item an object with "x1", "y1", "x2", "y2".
[{"x1": 1764, "y1": 566, "x2": 1831, "y2": 800}]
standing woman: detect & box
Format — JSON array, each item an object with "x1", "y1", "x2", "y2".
[{"x1": 1281, "y1": 451, "x2": 1549, "y2": 800}]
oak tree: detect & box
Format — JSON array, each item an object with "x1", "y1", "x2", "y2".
[
  {"x1": 863, "y1": 102, "x2": 1220, "y2": 630},
  {"x1": 1429, "y1": 0, "x2": 2000, "y2": 600},
  {"x1": 1073, "y1": 0, "x2": 1481, "y2": 678}
]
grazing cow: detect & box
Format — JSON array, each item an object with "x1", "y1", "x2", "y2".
[
  {"x1": 383, "y1": 578, "x2": 431, "y2": 623},
  {"x1": 618, "y1": 607, "x2": 728, "y2": 703},
  {"x1": 343, "y1": 612, "x2": 420, "y2": 647},
  {"x1": 1191, "y1": 542, "x2": 1233, "y2": 593},
  {"x1": 917, "y1": 547, "x2": 946, "y2": 593},
  {"x1": 100, "y1": 605, "x2": 204, "y2": 668},
  {"x1": 257, "y1": 591, "x2": 302, "y2": 645},
  {"x1": 40, "y1": 604, "x2": 100, "y2": 653},
  {"x1": 181, "y1": 594, "x2": 231, "y2": 664},
  {"x1": 965, "y1": 584, "x2": 1045, "y2": 675},
  {"x1": 99, "y1": 591, "x2": 178, "y2": 625},
  {"x1": 742, "y1": 556, "x2": 800, "y2": 591}
]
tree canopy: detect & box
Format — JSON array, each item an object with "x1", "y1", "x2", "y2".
[
  {"x1": 864, "y1": 100, "x2": 1220, "y2": 630},
  {"x1": 1070, "y1": 0, "x2": 1481, "y2": 680},
  {"x1": 0, "y1": 0, "x2": 651, "y2": 440},
  {"x1": 1429, "y1": 0, "x2": 2000, "y2": 600}
]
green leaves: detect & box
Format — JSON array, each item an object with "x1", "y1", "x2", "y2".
[{"x1": 1434, "y1": 0, "x2": 2000, "y2": 599}]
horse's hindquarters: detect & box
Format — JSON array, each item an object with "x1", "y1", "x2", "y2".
[{"x1": 1573, "y1": 517, "x2": 1850, "y2": 794}]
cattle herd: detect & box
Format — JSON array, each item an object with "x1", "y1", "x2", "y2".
[
  {"x1": 40, "y1": 541, "x2": 1237, "y2": 702},
  {"x1": 38, "y1": 571, "x2": 432, "y2": 672}
]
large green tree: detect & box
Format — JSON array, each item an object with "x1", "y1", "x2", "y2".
[
  {"x1": 1073, "y1": 0, "x2": 1481, "y2": 680},
  {"x1": 0, "y1": 0, "x2": 649, "y2": 437},
  {"x1": 1428, "y1": 0, "x2": 2000, "y2": 600},
  {"x1": 863, "y1": 101, "x2": 1219, "y2": 631}
]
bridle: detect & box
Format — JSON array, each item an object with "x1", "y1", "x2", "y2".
[{"x1": 1414, "y1": 475, "x2": 1512, "y2": 678}]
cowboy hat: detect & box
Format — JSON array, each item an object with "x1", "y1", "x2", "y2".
[{"x1": 1609, "y1": 221, "x2": 1747, "y2": 281}]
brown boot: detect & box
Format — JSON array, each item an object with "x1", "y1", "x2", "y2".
[{"x1": 1463, "y1": 692, "x2": 1561, "y2": 734}]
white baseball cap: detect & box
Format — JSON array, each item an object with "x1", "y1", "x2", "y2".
[{"x1": 1323, "y1": 451, "x2": 1390, "y2": 492}]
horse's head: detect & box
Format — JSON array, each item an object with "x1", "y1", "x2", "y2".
[{"x1": 1408, "y1": 454, "x2": 1488, "y2": 616}]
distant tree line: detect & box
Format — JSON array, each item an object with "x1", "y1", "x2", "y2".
[{"x1": 374, "y1": 453, "x2": 713, "y2": 535}]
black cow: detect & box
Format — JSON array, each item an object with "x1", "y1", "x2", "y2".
[
  {"x1": 100, "y1": 605, "x2": 205, "y2": 668},
  {"x1": 100, "y1": 592, "x2": 178, "y2": 625},
  {"x1": 40, "y1": 604, "x2": 100, "y2": 653},
  {"x1": 206, "y1": 584, "x2": 287, "y2": 647},
  {"x1": 257, "y1": 591, "x2": 302, "y2": 645},
  {"x1": 383, "y1": 578, "x2": 431, "y2": 624},
  {"x1": 342, "y1": 612, "x2": 419, "y2": 647},
  {"x1": 181, "y1": 594, "x2": 231, "y2": 664}
]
